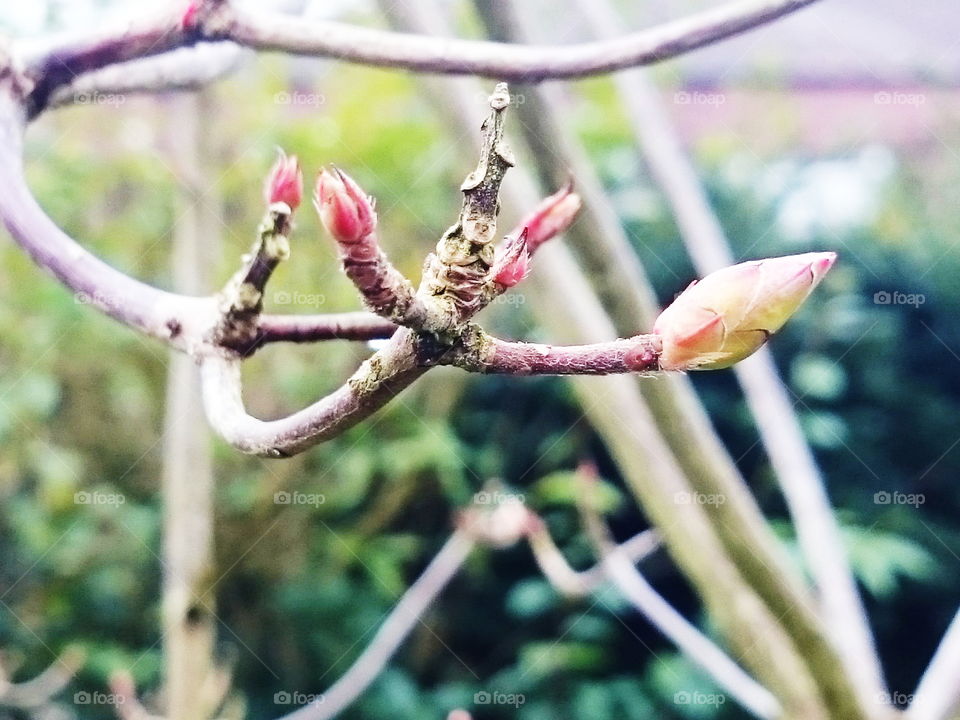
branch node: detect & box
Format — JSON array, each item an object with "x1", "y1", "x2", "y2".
[{"x1": 418, "y1": 83, "x2": 516, "y2": 329}]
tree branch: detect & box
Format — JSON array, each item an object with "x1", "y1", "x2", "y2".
[
  {"x1": 908, "y1": 607, "x2": 960, "y2": 720},
  {"x1": 17, "y1": 0, "x2": 821, "y2": 117}
]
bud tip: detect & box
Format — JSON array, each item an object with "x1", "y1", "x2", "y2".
[{"x1": 264, "y1": 150, "x2": 302, "y2": 211}]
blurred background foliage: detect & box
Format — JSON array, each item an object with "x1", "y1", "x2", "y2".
[{"x1": 2, "y1": 2, "x2": 960, "y2": 719}]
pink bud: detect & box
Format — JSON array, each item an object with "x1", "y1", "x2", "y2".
[
  {"x1": 181, "y1": 2, "x2": 199, "y2": 31},
  {"x1": 492, "y1": 230, "x2": 530, "y2": 288},
  {"x1": 515, "y1": 183, "x2": 582, "y2": 254},
  {"x1": 314, "y1": 168, "x2": 377, "y2": 245},
  {"x1": 654, "y1": 252, "x2": 836, "y2": 371},
  {"x1": 264, "y1": 150, "x2": 302, "y2": 210}
]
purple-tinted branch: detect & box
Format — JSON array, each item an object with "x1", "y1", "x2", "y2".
[
  {"x1": 204, "y1": 324, "x2": 669, "y2": 455},
  {"x1": 445, "y1": 331, "x2": 662, "y2": 376},
  {"x1": 230, "y1": 0, "x2": 820, "y2": 81},
  {"x1": 18, "y1": 0, "x2": 821, "y2": 117},
  {"x1": 46, "y1": 43, "x2": 242, "y2": 109}
]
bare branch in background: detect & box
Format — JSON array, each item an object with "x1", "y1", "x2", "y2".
[
  {"x1": 161, "y1": 90, "x2": 222, "y2": 720},
  {"x1": 275, "y1": 531, "x2": 475, "y2": 720},
  {"x1": 571, "y1": 0, "x2": 885, "y2": 701},
  {"x1": 908, "y1": 607, "x2": 960, "y2": 720},
  {"x1": 108, "y1": 671, "x2": 164, "y2": 720},
  {"x1": 575, "y1": 477, "x2": 780, "y2": 719},
  {"x1": 526, "y1": 517, "x2": 660, "y2": 598},
  {"x1": 276, "y1": 496, "x2": 533, "y2": 720},
  {"x1": 0, "y1": 647, "x2": 84, "y2": 710}
]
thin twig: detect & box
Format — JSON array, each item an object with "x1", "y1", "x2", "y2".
[
  {"x1": 526, "y1": 519, "x2": 660, "y2": 598},
  {"x1": 254, "y1": 313, "x2": 398, "y2": 347}
]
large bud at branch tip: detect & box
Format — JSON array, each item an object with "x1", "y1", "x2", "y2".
[
  {"x1": 654, "y1": 252, "x2": 836, "y2": 371},
  {"x1": 517, "y1": 182, "x2": 582, "y2": 254},
  {"x1": 314, "y1": 167, "x2": 377, "y2": 245},
  {"x1": 264, "y1": 150, "x2": 302, "y2": 211}
]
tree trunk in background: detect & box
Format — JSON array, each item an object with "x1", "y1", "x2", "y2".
[{"x1": 161, "y1": 90, "x2": 220, "y2": 720}]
